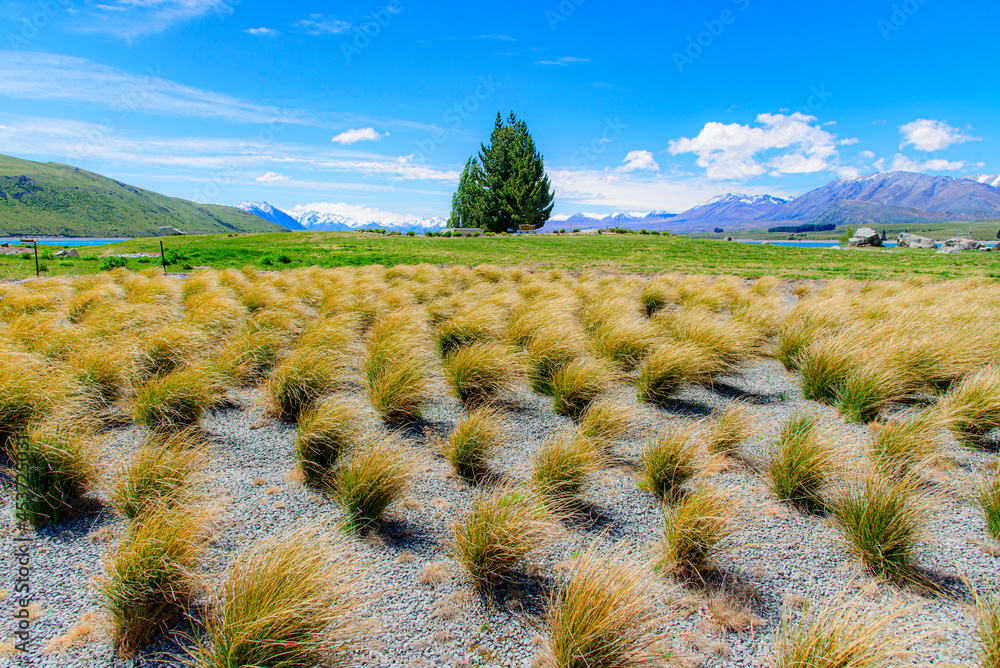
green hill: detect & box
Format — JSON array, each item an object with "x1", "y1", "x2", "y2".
[{"x1": 0, "y1": 154, "x2": 287, "y2": 237}]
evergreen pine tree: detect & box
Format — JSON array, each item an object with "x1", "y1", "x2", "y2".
[{"x1": 447, "y1": 158, "x2": 484, "y2": 228}]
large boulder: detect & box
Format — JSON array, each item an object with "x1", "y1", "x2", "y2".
[
  {"x1": 942, "y1": 237, "x2": 988, "y2": 251},
  {"x1": 848, "y1": 227, "x2": 882, "y2": 247},
  {"x1": 897, "y1": 232, "x2": 937, "y2": 250}
]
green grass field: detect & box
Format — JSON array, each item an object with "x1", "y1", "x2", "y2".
[
  {"x1": 2, "y1": 231, "x2": 998, "y2": 281},
  {"x1": 693, "y1": 219, "x2": 1000, "y2": 242}
]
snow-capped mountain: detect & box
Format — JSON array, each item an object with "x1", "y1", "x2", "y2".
[
  {"x1": 549, "y1": 211, "x2": 677, "y2": 228},
  {"x1": 235, "y1": 202, "x2": 304, "y2": 230},
  {"x1": 965, "y1": 174, "x2": 1000, "y2": 189},
  {"x1": 662, "y1": 194, "x2": 791, "y2": 232}
]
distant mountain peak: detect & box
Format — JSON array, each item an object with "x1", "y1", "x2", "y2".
[
  {"x1": 965, "y1": 173, "x2": 1000, "y2": 189},
  {"x1": 235, "y1": 201, "x2": 303, "y2": 230}
]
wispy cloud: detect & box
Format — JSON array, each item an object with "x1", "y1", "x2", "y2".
[
  {"x1": 71, "y1": 0, "x2": 234, "y2": 41},
  {"x1": 245, "y1": 27, "x2": 281, "y2": 36},
  {"x1": 616, "y1": 150, "x2": 659, "y2": 173},
  {"x1": 256, "y1": 172, "x2": 289, "y2": 182},
  {"x1": 535, "y1": 56, "x2": 590, "y2": 66},
  {"x1": 295, "y1": 14, "x2": 351, "y2": 35},
  {"x1": 890, "y1": 154, "x2": 967, "y2": 172},
  {"x1": 332, "y1": 127, "x2": 390, "y2": 145},
  {"x1": 472, "y1": 34, "x2": 516, "y2": 41}
]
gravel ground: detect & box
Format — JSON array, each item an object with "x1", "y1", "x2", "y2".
[{"x1": 2, "y1": 358, "x2": 997, "y2": 667}]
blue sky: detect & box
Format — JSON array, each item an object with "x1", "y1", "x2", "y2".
[{"x1": 1, "y1": 0, "x2": 997, "y2": 222}]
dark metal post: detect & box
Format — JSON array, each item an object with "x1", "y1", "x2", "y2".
[
  {"x1": 33, "y1": 241, "x2": 39, "y2": 278},
  {"x1": 160, "y1": 240, "x2": 167, "y2": 275}
]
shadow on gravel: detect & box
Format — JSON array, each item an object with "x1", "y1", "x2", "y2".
[
  {"x1": 477, "y1": 572, "x2": 553, "y2": 618},
  {"x1": 679, "y1": 566, "x2": 777, "y2": 622},
  {"x1": 556, "y1": 500, "x2": 623, "y2": 537},
  {"x1": 653, "y1": 398, "x2": 715, "y2": 418},
  {"x1": 907, "y1": 568, "x2": 975, "y2": 603},
  {"x1": 709, "y1": 381, "x2": 785, "y2": 405},
  {"x1": 376, "y1": 518, "x2": 439, "y2": 553}
]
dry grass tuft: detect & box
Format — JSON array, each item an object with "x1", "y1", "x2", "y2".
[
  {"x1": 110, "y1": 431, "x2": 209, "y2": 520},
  {"x1": 836, "y1": 364, "x2": 909, "y2": 424},
  {"x1": 635, "y1": 342, "x2": 718, "y2": 406},
  {"x1": 294, "y1": 396, "x2": 364, "y2": 488},
  {"x1": 975, "y1": 471, "x2": 1000, "y2": 542},
  {"x1": 0, "y1": 350, "x2": 60, "y2": 454},
  {"x1": 96, "y1": 504, "x2": 210, "y2": 658},
  {"x1": 772, "y1": 588, "x2": 923, "y2": 668},
  {"x1": 363, "y1": 315, "x2": 431, "y2": 424},
  {"x1": 524, "y1": 325, "x2": 585, "y2": 395},
  {"x1": 578, "y1": 399, "x2": 633, "y2": 452},
  {"x1": 13, "y1": 424, "x2": 98, "y2": 527},
  {"x1": 703, "y1": 401, "x2": 753, "y2": 457},
  {"x1": 442, "y1": 342, "x2": 522, "y2": 406},
  {"x1": 656, "y1": 307, "x2": 763, "y2": 370},
  {"x1": 331, "y1": 434, "x2": 412, "y2": 531},
  {"x1": 868, "y1": 413, "x2": 943, "y2": 479},
  {"x1": 936, "y1": 366, "x2": 1000, "y2": 446},
  {"x1": 766, "y1": 413, "x2": 835, "y2": 515},
  {"x1": 832, "y1": 471, "x2": 933, "y2": 581},
  {"x1": 638, "y1": 424, "x2": 701, "y2": 502},
  {"x1": 450, "y1": 485, "x2": 555, "y2": 588},
  {"x1": 548, "y1": 358, "x2": 611, "y2": 418},
  {"x1": 976, "y1": 587, "x2": 1000, "y2": 668},
  {"x1": 266, "y1": 348, "x2": 348, "y2": 422},
  {"x1": 658, "y1": 484, "x2": 738, "y2": 578},
  {"x1": 189, "y1": 528, "x2": 365, "y2": 668},
  {"x1": 531, "y1": 430, "x2": 603, "y2": 507},
  {"x1": 131, "y1": 366, "x2": 226, "y2": 433},
  {"x1": 796, "y1": 338, "x2": 855, "y2": 404},
  {"x1": 441, "y1": 406, "x2": 505, "y2": 480},
  {"x1": 538, "y1": 543, "x2": 669, "y2": 668}
]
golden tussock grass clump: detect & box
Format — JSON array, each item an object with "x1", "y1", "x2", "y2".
[
  {"x1": 774, "y1": 316, "x2": 823, "y2": 371},
  {"x1": 68, "y1": 345, "x2": 131, "y2": 412},
  {"x1": 578, "y1": 398, "x2": 633, "y2": 452},
  {"x1": 442, "y1": 341, "x2": 523, "y2": 406},
  {"x1": 6, "y1": 313, "x2": 84, "y2": 360},
  {"x1": 67, "y1": 284, "x2": 122, "y2": 323},
  {"x1": 96, "y1": 504, "x2": 211, "y2": 658},
  {"x1": 539, "y1": 543, "x2": 669, "y2": 668},
  {"x1": 182, "y1": 286, "x2": 245, "y2": 332},
  {"x1": 794, "y1": 335, "x2": 858, "y2": 404},
  {"x1": 0, "y1": 350, "x2": 63, "y2": 453},
  {"x1": 658, "y1": 484, "x2": 739, "y2": 578},
  {"x1": 771, "y1": 588, "x2": 924, "y2": 668},
  {"x1": 589, "y1": 316, "x2": 660, "y2": 371},
  {"x1": 362, "y1": 309, "x2": 432, "y2": 424},
  {"x1": 656, "y1": 308, "x2": 763, "y2": 369},
  {"x1": 437, "y1": 304, "x2": 505, "y2": 355},
  {"x1": 266, "y1": 347, "x2": 349, "y2": 423},
  {"x1": 331, "y1": 433, "x2": 412, "y2": 531},
  {"x1": 868, "y1": 413, "x2": 943, "y2": 480},
  {"x1": 524, "y1": 324, "x2": 587, "y2": 395},
  {"x1": 638, "y1": 424, "x2": 701, "y2": 502},
  {"x1": 935, "y1": 366, "x2": 1000, "y2": 446},
  {"x1": 831, "y1": 470, "x2": 933, "y2": 582},
  {"x1": 835, "y1": 363, "x2": 910, "y2": 424},
  {"x1": 450, "y1": 485, "x2": 555, "y2": 588},
  {"x1": 110, "y1": 430, "x2": 210, "y2": 520},
  {"x1": 134, "y1": 323, "x2": 208, "y2": 380},
  {"x1": 295, "y1": 314, "x2": 358, "y2": 354},
  {"x1": 442, "y1": 406, "x2": 505, "y2": 480},
  {"x1": 13, "y1": 423, "x2": 99, "y2": 527},
  {"x1": 975, "y1": 472, "x2": 1000, "y2": 542},
  {"x1": 549, "y1": 358, "x2": 611, "y2": 418},
  {"x1": 635, "y1": 341, "x2": 720, "y2": 407},
  {"x1": 531, "y1": 429, "x2": 604, "y2": 507},
  {"x1": 189, "y1": 528, "x2": 366, "y2": 668},
  {"x1": 640, "y1": 277, "x2": 679, "y2": 318},
  {"x1": 215, "y1": 326, "x2": 284, "y2": 386},
  {"x1": 975, "y1": 587, "x2": 1000, "y2": 668},
  {"x1": 703, "y1": 401, "x2": 754, "y2": 457},
  {"x1": 131, "y1": 365, "x2": 226, "y2": 433},
  {"x1": 294, "y1": 396, "x2": 364, "y2": 488},
  {"x1": 766, "y1": 413, "x2": 835, "y2": 515}
]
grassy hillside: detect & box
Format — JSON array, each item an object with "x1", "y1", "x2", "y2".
[
  {"x1": 0, "y1": 154, "x2": 287, "y2": 237},
  {"x1": 1, "y1": 230, "x2": 997, "y2": 281}
]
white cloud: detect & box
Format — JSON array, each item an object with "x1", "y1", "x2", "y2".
[
  {"x1": 71, "y1": 0, "x2": 233, "y2": 40},
  {"x1": 295, "y1": 14, "x2": 351, "y2": 35},
  {"x1": 473, "y1": 34, "x2": 516, "y2": 41},
  {"x1": 890, "y1": 154, "x2": 967, "y2": 172},
  {"x1": 245, "y1": 27, "x2": 280, "y2": 36},
  {"x1": 256, "y1": 172, "x2": 289, "y2": 182},
  {"x1": 898, "y1": 119, "x2": 980, "y2": 152},
  {"x1": 859, "y1": 150, "x2": 876, "y2": 160},
  {"x1": 332, "y1": 127, "x2": 390, "y2": 145},
  {"x1": 668, "y1": 112, "x2": 843, "y2": 181},
  {"x1": 0, "y1": 51, "x2": 305, "y2": 126},
  {"x1": 616, "y1": 150, "x2": 659, "y2": 173},
  {"x1": 535, "y1": 56, "x2": 590, "y2": 65}
]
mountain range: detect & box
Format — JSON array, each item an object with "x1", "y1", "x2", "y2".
[{"x1": 240, "y1": 172, "x2": 1000, "y2": 236}]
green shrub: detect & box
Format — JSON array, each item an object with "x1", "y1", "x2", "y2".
[{"x1": 14, "y1": 426, "x2": 97, "y2": 527}]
